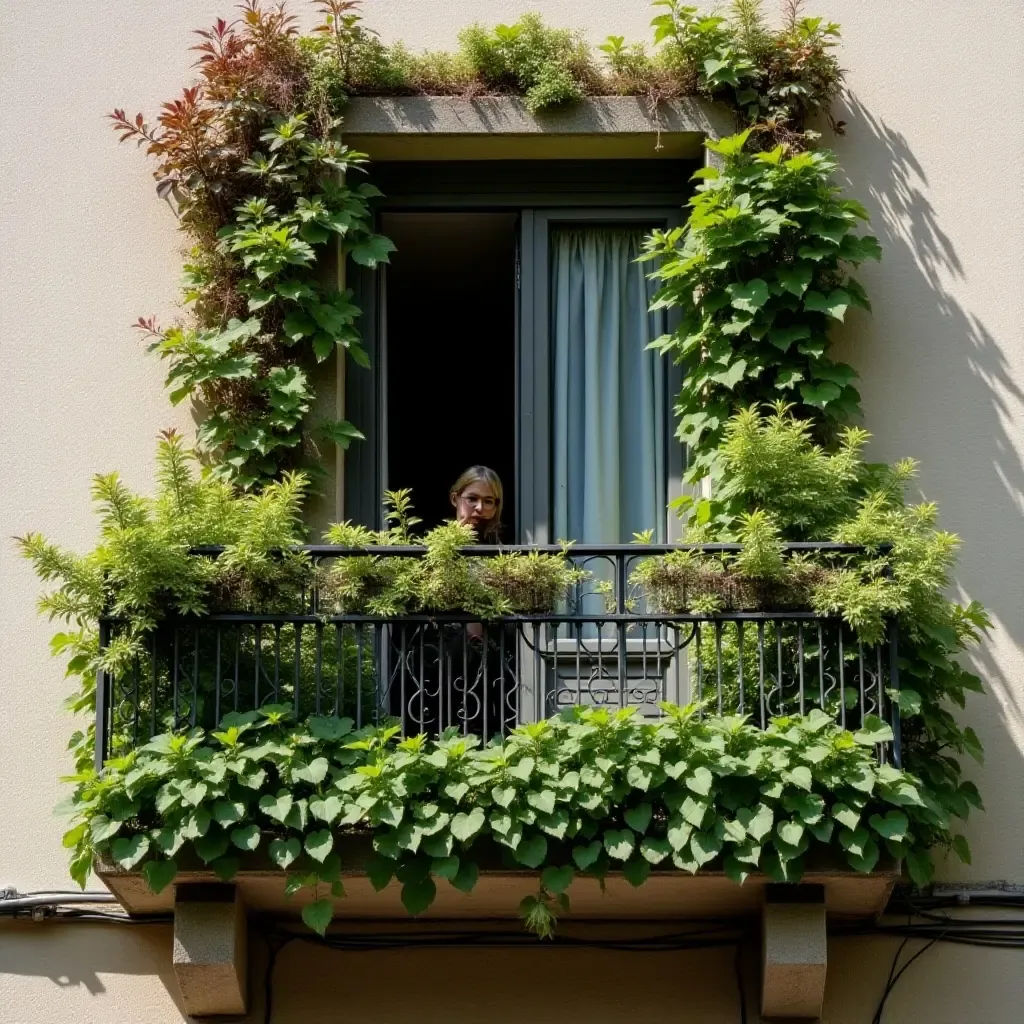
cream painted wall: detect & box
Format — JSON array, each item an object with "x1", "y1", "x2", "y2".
[{"x1": 1, "y1": 1, "x2": 1021, "y2": 1022}]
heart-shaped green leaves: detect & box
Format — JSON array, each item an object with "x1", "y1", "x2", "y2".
[
  {"x1": 603, "y1": 829, "x2": 635, "y2": 861},
  {"x1": 269, "y1": 837, "x2": 301, "y2": 869},
  {"x1": 259, "y1": 790, "x2": 294, "y2": 823}
]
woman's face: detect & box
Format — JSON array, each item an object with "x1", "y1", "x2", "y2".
[{"x1": 452, "y1": 478, "x2": 498, "y2": 533}]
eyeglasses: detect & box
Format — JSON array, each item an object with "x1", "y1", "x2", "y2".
[{"x1": 459, "y1": 493, "x2": 497, "y2": 510}]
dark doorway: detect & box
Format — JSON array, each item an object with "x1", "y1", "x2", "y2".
[{"x1": 382, "y1": 212, "x2": 518, "y2": 538}]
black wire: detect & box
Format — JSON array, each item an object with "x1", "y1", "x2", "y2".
[
  {"x1": 871, "y1": 934, "x2": 943, "y2": 1024},
  {"x1": 734, "y1": 939, "x2": 747, "y2": 1024},
  {"x1": 273, "y1": 925, "x2": 749, "y2": 953},
  {"x1": 263, "y1": 937, "x2": 295, "y2": 1024},
  {"x1": 872, "y1": 910, "x2": 913, "y2": 1024},
  {"x1": 0, "y1": 908, "x2": 173, "y2": 925}
]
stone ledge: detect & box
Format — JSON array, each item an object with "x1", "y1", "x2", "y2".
[
  {"x1": 343, "y1": 95, "x2": 731, "y2": 138},
  {"x1": 341, "y1": 95, "x2": 733, "y2": 161}
]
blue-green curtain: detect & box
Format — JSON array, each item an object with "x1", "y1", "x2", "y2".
[{"x1": 551, "y1": 228, "x2": 667, "y2": 543}]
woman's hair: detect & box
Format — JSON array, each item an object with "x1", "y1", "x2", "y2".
[{"x1": 450, "y1": 465, "x2": 504, "y2": 541}]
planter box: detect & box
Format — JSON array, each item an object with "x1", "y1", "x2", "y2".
[{"x1": 97, "y1": 844, "x2": 898, "y2": 920}]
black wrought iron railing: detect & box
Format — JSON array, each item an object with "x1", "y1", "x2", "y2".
[{"x1": 95, "y1": 543, "x2": 901, "y2": 767}]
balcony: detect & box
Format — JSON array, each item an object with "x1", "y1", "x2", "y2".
[
  {"x1": 93, "y1": 541, "x2": 903, "y2": 1018},
  {"x1": 96, "y1": 542, "x2": 901, "y2": 763}
]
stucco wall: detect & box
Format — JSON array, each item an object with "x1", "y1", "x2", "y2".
[{"x1": 1, "y1": 2, "x2": 1021, "y2": 1021}]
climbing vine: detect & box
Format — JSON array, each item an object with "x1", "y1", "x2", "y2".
[
  {"x1": 112, "y1": 1, "x2": 846, "y2": 489},
  {"x1": 111, "y1": 2, "x2": 394, "y2": 488}
]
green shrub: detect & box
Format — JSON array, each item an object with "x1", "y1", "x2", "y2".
[
  {"x1": 638, "y1": 405, "x2": 989, "y2": 879},
  {"x1": 17, "y1": 431, "x2": 311, "y2": 773}
]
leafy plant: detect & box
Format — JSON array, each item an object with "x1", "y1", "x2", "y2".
[
  {"x1": 636, "y1": 405, "x2": 989, "y2": 877},
  {"x1": 110, "y1": 2, "x2": 851, "y2": 489},
  {"x1": 643, "y1": 131, "x2": 881, "y2": 485},
  {"x1": 19, "y1": 446, "x2": 585, "y2": 778},
  {"x1": 63, "y1": 701, "x2": 968, "y2": 935},
  {"x1": 322, "y1": 492, "x2": 587, "y2": 617},
  {"x1": 110, "y1": 4, "x2": 393, "y2": 487},
  {"x1": 17, "y1": 430, "x2": 311, "y2": 777},
  {"x1": 651, "y1": 0, "x2": 843, "y2": 143}
]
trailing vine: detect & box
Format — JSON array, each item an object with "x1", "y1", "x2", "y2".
[
  {"x1": 111, "y1": 2, "x2": 394, "y2": 488},
  {"x1": 68, "y1": 702, "x2": 942, "y2": 937},
  {"x1": 643, "y1": 133, "x2": 879, "y2": 485}
]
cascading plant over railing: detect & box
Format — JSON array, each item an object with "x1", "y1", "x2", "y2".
[
  {"x1": 22, "y1": 427, "x2": 984, "y2": 923},
  {"x1": 72, "y1": 701, "x2": 927, "y2": 938}
]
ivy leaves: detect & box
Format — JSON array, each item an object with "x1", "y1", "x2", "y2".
[
  {"x1": 68, "y1": 702, "x2": 964, "y2": 939},
  {"x1": 128, "y1": 104, "x2": 390, "y2": 489},
  {"x1": 643, "y1": 134, "x2": 881, "y2": 485}
]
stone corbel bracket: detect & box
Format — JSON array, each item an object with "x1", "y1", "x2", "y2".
[
  {"x1": 761, "y1": 883, "x2": 829, "y2": 1020},
  {"x1": 173, "y1": 883, "x2": 247, "y2": 1017}
]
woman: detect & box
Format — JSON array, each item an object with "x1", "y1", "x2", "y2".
[
  {"x1": 449, "y1": 465, "x2": 503, "y2": 542},
  {"x1": 393, "y1": 466, "x2": 515, "y2": 740}
]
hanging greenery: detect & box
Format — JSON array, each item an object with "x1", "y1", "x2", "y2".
[
  {"x1": 641, "y1": 129, "x2": 988, "y2": 884},
  {"x1": 110, "y1": 2, "x2": 394, "y2": 489},
  {"x1": 69, "y1": 700, "x2": 938, "y2": 937}
]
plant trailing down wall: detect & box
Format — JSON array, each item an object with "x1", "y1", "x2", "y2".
[
  {"x1": 643, "y1": 132, "x2": 879, "y2": 485},
  {"x1": 69, "y1": 702, "x2": 929, "y2": 938},
  {"x1": 111, "y1": 2, "x2": 395, "y2": 489}
]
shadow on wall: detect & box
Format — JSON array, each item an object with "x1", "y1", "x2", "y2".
[
  {"x1": 0, "y1": 923, "x2": 188, "y2": 1020},
  {"x1": 831, "y1": 94, "x2": 1024, "y2": 737}
]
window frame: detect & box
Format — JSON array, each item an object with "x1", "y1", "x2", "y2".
[{"x1": 345, "y1": 161, "x2": 695, "y2": 533}]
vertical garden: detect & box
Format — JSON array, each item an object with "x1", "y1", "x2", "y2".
[{"x1": 19, "y1": 1, "x2": 987, "y2": 935}]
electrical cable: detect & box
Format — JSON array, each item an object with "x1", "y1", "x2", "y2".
[
  {"x1": 870, "y1": 932, "x2": 945, "y2": 1024},
  {"x1": 0, "y1": 892, "x2": 117, "y2": 909},
  {"x1": 733, "y1": 939, "x2": 748, "y2": 1024},
  {"x1": 4, "y1": 888, "x2": 1023, "y2": 1024}
]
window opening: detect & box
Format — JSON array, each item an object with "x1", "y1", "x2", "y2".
[{"x1": 381, "y1": 211, "x2": 518, "y2": 537}]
